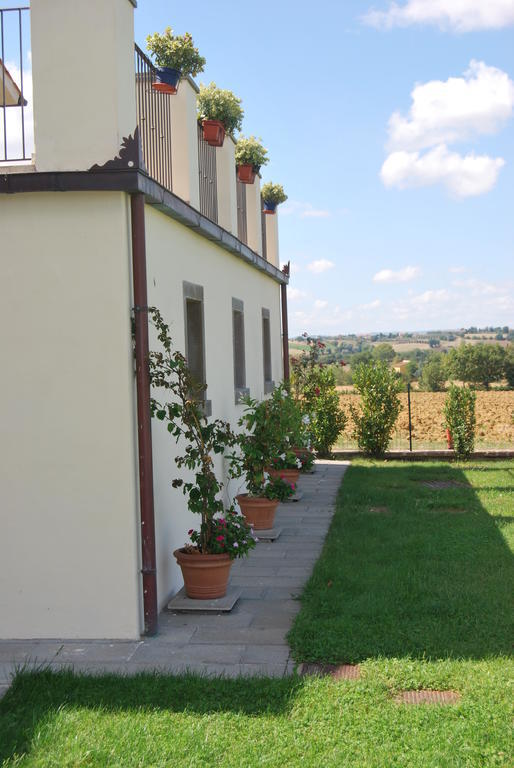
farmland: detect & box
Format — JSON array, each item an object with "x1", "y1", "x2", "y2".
[{"x1": 337, "y1": 390, "x2": 514, "y2": 450}]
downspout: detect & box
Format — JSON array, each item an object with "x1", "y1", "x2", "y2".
[
  {"x1": 131, "y1": 192, "x2": 158, "y2": 636},
  {"x1": 281, "y1": 261, "x2": 290, "y2": 382}
]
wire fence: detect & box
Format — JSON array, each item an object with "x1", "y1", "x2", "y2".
[{"x1": 336, "y1": 386, "x2": 514, "y2": 451}]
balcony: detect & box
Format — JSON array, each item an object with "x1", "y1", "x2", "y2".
[{"x1": 0, "y1": 6, "x2": 32, "y2": 165}]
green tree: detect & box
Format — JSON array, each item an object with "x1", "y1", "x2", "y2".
[
  {"x1": 372, "y1": 343, "x2": 396, "y2": 363},
  {"x1": 419, "y1": 354, "x2": 447, "y2": 392},
  {"x1": 504, "y1": 344, "x2": 514, "y2": 388},
  {"x1": 444, "y1": 385, "x2": 476, "y2": 458},
  {"x1": 447, "y1": 343, "x2": 505, "y2": 388},
  {"x1": 350, "y1": 361, "x2": 402, "y2": 457}
]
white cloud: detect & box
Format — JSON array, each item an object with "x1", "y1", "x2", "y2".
[
  {"x1": 381, "y1": 145, "x2": 505, "y2": 197},
  {"x1": 307, "y1": 259, "x2": 336, "y2": 274},
  {"x1": 373, "y1": 265, "x2": 421, "y2": 283},
  {"x1": 314, "y1": 299, "x2": 328, "y2": 309},
  {"x1": 364, "y1": 0, "x2": 514, "y2": 32},
  {"x1": 280, "y1": 201, "x2": 331, "y2": 219},
  {"x1": 449, "y1": 266, "x2": 467, "y2": 273},
  {"x1": 387, "y1": 61, "x2": 514, "y2": 153},
  {"x1": 288, "y1": 287, "x2": 307, "y2": 300}
]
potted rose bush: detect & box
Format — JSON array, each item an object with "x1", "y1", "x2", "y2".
[
  {"x1": 149, "y1": 308, "x2": 255, "y2": 599},
  {"x1": 146, "y1": 27, "x2": 205, "y2": 94},
  {"x1": 234, "y1": 135, "x2": 269, "y2": 184},
  {"x1": 261, "y1": 182, "x2": 288, "y2": 214},
  {"x1": 229, "y1": 395, "x2": 295, "y2": 530},
  {"x1": 263, "y1": 384, "x2": 305, "y2": 484},
  {"x1": 197, "y1": 82, "x2": 244, "y2": 147}
]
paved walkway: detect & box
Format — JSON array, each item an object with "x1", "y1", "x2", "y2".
[{"x1": 0, "y1": 461, "x2": 348, "y2": 694}]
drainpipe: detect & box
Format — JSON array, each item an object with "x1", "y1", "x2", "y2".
[
  {"x1": 131, "y1": 192, "x2": 158, "y2": 636},
  {"x1": 281, "y1": 261, "x2": 290, "y2": 382}
]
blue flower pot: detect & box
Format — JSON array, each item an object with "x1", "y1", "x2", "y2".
[
  {"x1": 263, "y1": 200, "x2": 277, "y2": 214},
  {"x1": 153, "y1": 67, "x2": 181, "y2": 94}
]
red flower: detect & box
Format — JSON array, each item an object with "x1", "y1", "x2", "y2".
[
  {"x1": 188, "y1": 529, "x2": 194, "y2": 536},
  {"x1": 216, "y1": 535, "x2": 225, "y2": 542},
  {"x1": 340, "y1": 360, "x2": 346, "y2": 366},
  {"x1": 314, "y1": 387, "x2": 320, "y2": 396}
]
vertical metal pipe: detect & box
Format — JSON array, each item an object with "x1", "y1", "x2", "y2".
[
  {"x1": 407, "y1": 381, "x2": 413, "y2": 452},
  {"x1": 131, "y1": 192, "x2": 158, "y2": 636},
  {"x1": 18, "y1": 8, "x2": 25, "y2": 158},
  {"x1": 281, "y1": 262, "x2": 290, "y2": 382}
]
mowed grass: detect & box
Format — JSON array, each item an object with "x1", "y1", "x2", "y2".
[{"x1": 1, "y1": 461, "x2": 512, "y2": 767}]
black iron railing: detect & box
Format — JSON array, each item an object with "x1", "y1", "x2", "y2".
[
  {"x1": 236, "y1": 177, "x2": 247, "y2": 244},
  {"x1": 261, "y1": 209, "x2": 268, "y2": 260},
  {"x1": 1, "y1": 6, "x2": 31, "y2": 163},
  {"x1": 197, "y1": 123, "x2": 218, "y2": 223},
  {"x1": 135, "y1": 44, "x2": 173, "y2": 192}
]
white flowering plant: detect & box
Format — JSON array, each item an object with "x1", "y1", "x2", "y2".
[{"x1": 186, "y1": 510, "x2": 256, "y2": 559}]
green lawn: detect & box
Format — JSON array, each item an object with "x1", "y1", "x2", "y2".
[{"x1": 1, "y1": 460, "x2": 513, "y2": 767}]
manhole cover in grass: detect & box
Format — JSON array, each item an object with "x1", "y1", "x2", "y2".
[
  {"x1": 298, "y1": 663, "x2": 361, "y2": 680},
  {"x1": 394, "y1": 690, "x2": 461, "y2": 705},
  {"x1": 420, "y1": 480, "x2": 469, "y2": 490},
  {"x1": 367, "y1": 506, "x2": 390, "y2": 515}
]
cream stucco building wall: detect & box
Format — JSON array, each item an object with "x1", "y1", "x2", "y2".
[
  {"x1": 145, "y1": 206, "x2": 283, "y2": 606},
  {"x1": 0, "y1": 191, "x2": 142, "y2": 639}
]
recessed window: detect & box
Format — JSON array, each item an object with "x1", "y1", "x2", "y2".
[
  {"x1": 183, "y1": 281, "x2": 211, "y2": 415},
  {"x1": 233, "y1": 298, "x2": 249, "y2": 403},
  {"x1": 262, "y1": 308, "x2": 274, "y2": 394}
]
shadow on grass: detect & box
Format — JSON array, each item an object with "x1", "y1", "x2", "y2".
[
  {"x1": 288, "y1": 461, "x2": 514, "y2": 664},
  {"x1": 0, "y1": 668, "x2": 303, "y2": 763}
]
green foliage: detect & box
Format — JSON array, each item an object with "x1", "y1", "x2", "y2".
[
  {"x1": 443, "y1": 384, "x2": 476, "y2": 458},
  {"x1": 350, "y1": 361, "x2": 402, "y2": 456},
  {"x1": 146, "y1": 27, "x2": 206, "y2": 77},
  {"x1": 291, "y1": 335, "x2": 347, "y2": 457},
  {"x1": 234, "y1": 135, "x2": 269, "y2": 170},
  {"x1": 197, "y1": 82, "x2": 243, "y2": 135},
  {"x1": 419, "y1": 353, "x2": 447, "y2": 391},
  {"x1": 149, "y1": 308, "x2": 255, "y2": 558},
  {"x1": 228, "y1": 394, "x2": 294, "y2": 500},
  {"x1": 372, "y1": 343, "x2": 396, "y2": 363},
  {"x1": 447, "y1": 343, "x2": 506, "y2": 388},
  {"x1": 504, "y1": 345, "x2": 514, "y2": 387},
  {"x1": 260, "y1": 181, "x2": 288, "y2": 207}
]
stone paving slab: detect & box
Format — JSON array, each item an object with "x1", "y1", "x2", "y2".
[
  {"x1": 167, "y1": 586, "x2": 242, "y2": 613},
  {"x1": 0, "y1": 461, "x2": 349, "y2": 684}
]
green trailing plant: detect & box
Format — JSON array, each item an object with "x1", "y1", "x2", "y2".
[
  {"x1": 235, "y1": 135, "x2": 269, "y2": 170},
  {"x1": 148, "y1": 307, "x2": 255, "y2": 559},
  {"x1": 261, "y1": 182, "x2": 288, "y2": 207},
  {"x1": 350, "y1": 361, "x2": 402, "y2": 457},
  {"x1": 291, "y1": 335, "x2": 347, "y2": 457},
  {"x1": 443, "y1": 384, "x2": 476, "y2": 458},
  {"x1": 228, "y1": 395, "x2": 295, "y2": 501},
  {"x1": 146, "y1": 28, "x2": 206, "y2": 77},
  {"x1": 197, "y1": 82, "x2": 244, "y2": 135}
]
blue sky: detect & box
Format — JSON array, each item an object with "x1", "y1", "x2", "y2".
[
  {"x1": 5, "y1": 0, "x2": 512, "y2": 336},
  {"x1": 135, "y1": 0, "x2": 514, "y2": 335}
]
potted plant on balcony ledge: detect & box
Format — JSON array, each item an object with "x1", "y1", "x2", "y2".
[
  {"x1": 229, "y1": 395, "x2": 295, "y2": 530},
  {"x1": 235, "y1": 135, "x2": 269, "y2": 184},
  {"x1": 149, "y1": 308, "x2": 256, "y2": 599},
  {"x1": 197, "y1": 82, "x2": 244, "y2": 148},
  {"x1": 146, "y1": 27, "x2": 205, "y2": 95},
  {"x1": 261, "y1": 182, "x2": 288, "y2": 214}
]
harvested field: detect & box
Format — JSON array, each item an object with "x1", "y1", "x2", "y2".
[{"x1": 337, "y1": 390, "x2": 514, "y2": 450}]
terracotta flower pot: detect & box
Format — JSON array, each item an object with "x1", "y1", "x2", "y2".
[
  {"x1": 446, "y1": 429, "x2": 454, "y2": 450},
  {"x1": 236, "y1": 494, "x2": 279, "y2": 530},
  {"x1": 202, "y1": 119, "x2": 225, "y2": 147},
  {"x1": 173, "y1": 548, "x2": 232, "y2": 599},
  {"x1": 237, "y1": 164, "x2": 256, "y2": 184},
  {"x1": 266, "y1": 467, "x2": 300, "y2": 484}
]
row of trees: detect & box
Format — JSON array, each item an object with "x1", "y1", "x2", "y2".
[{"x1": 420, "y1": 343, "x2": 514, "y2": 391}]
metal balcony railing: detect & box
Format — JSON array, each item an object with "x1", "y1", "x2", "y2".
[
  {"x1": 135, "y1": 43, "x2": 173, "y2": 192},
  {"x1": 197, "y1": 123, "x2": 218, "y2": 223},
  {"x1": 236, "y1": 177, "x2": 247, "y2": 244},
  {"x1": 0, "y1": 6, "x2": 31, "y2": 163}
]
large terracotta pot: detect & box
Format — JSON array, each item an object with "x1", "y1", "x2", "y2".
[
  {"x1": 173, "y1": 548, "x2": 232, "y2": 599},
  {"x1": 236, "y1": 494, "x2": 279, "y2": 530},
  {"x1": 202, "y1": 119, "x2": 225, "y2": 147},
  {"x1": 446, "y1": 429, "x2": 454, "y2": 450},
  {"x1": 266, "y1": 467, "x2": 300, "y2": 484},
  {"x1": 237, "y1": 164, "x2": 256, "y2": 184}
]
